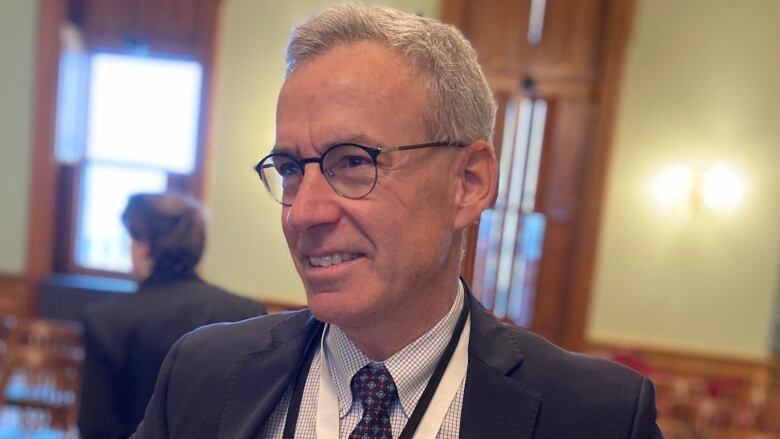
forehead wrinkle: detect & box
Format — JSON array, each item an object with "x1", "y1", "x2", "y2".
[
  {"x1": 276, "y1": 42, "x2": 431, "y2": 160},
  {"x1": 297, "y1": 43, "x2": 429, "y2": 130}
]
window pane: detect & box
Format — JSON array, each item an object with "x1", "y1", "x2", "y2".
[
  {"x1": 75, "y1": 163, "x2": 167, "y2": 272},
  {"x1": 86, "y1": 53, "x2": 202, "y2": 173},
  {"x1": 54, "y1": 24, "x2": 88, "y2": 165}
]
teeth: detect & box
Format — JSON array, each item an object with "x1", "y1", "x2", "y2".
[{"x1": 308, "y1": 253, "x2": 360, "y2": 267}]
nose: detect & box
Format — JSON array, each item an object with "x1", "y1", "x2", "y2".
[{"x1": 284, "y1": 165, "x2": 341, "y2": 232}]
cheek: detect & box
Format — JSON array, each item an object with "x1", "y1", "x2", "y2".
[
  {"x1": 410, "y1": 194, "x2": 458, "y2": 260},
  {"x1": 374, "y1": 209, "x2": 453, "y2": 269},
  {"x1": 281, "y1": 209, "x2": 294, "y2": 243},
  {"x1": 281, "y1": 213, "x2": 301, "y2": 263}
]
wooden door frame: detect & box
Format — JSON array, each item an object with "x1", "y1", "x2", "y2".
[
  {"x1": 26, "y1": 0, "x2": 66, "y2": 316},
  {"x1": 559, "y1": 0, "x2": 636, "y2": 350}
]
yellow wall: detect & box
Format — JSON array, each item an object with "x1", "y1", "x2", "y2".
[
  {"x1": 0, "y1": 0, "x2": 38, "y2": 274},
  {"x1": 2, "y1": 0, "x2": 777, "y2": 356},
  {"x1": 588, "y1": 0, "x2": 780, "y2": 359},
  {"x1": 201, "y1": 0, "x2": 440, "y2": 303}
]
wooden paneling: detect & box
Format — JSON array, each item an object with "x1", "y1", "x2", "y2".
[
  {"x1": 79, "y1": 0, "x2": 220, "y2": 55},
  {"x1": 589, "y1": 342, "x2": 780, "y2": 437},
  {"x1": 461, "y1": 0, "x2": 531, "y2": 77},
  {"x1": 81, "y1": 0, "x2": 135, "y2": 39},
  {"x1": 588, "y1": 341, "x2": 776, "y2": 388},
  {"x1": 0, "y1": 274, "x2": 27, "y2": 317},
  {"x1": 539, "y1": 98, "x2": 594, "y2": 221},
  {"x1": 454, "y1": 0, "x2": 606, "y2": 82},
  {"x1": 530, "y1": 221, "x2": 570, "y2": 339},
  {"x1": 529, "y1": 0, "x2": 606, "y2": 81},
  {"x1": 139, "y1": 0, "x2": 198, "y2": 46}
]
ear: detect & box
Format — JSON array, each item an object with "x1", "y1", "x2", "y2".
[
  {"x1": 131, "y1": 240, "x2": 154, "y2": 280},
  {"x1": 453, "y1": 140, "x2": 498, "y2": 230},
  {"x1": 133, "y1": 240, "x2": 151, "y2": 259}
]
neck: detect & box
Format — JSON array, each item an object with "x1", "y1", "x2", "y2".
[{"x1": 342, "y1": 276, "x2": 460, "y2": 361}]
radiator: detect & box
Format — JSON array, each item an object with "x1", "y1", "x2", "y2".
[{"x1": 39, "y1": 274, "x2": 136, "y2": 322}]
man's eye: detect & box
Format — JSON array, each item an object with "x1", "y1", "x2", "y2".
[
  {"x1": 344, "y1": 155, "x2": 371, "y2": 168},
  {"x1": 277, "y1": 163, "x2": 301, "y2": 177}
]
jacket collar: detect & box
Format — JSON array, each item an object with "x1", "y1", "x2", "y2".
[
  {"x1": 218, "y1": 282, "x2": 541, "y2": 438},
  {"x1": 460, "y1": 287, "x2": 541, "y2": 438},
  {"x1": 218, "y1": 311, "x2": 321, "y2": 439}
]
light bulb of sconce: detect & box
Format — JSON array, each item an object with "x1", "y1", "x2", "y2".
[
  {"x1": 702, "y1": 165, "x2": 744, "y2": 210},
  {"x1": 651, "y1": 165, "x2": 695, "y2": 211}
]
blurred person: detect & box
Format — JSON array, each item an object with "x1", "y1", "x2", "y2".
[
  {"x1": 78, "y1": 192, "x2": 266, "y2": 439},
  {"x1": 134, "y1": 5, "x2": 662, "y2": 438}
]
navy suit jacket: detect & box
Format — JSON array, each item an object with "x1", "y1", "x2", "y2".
[{"x1": 133, "y1": 289, "x2": 662, "y2": 438}]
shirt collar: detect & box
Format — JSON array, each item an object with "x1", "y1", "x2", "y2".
[{"x1": 324, "y1": 280, "x2": 465, "y2": 418}]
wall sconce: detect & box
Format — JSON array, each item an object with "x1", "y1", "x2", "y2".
[{"x1": 651, "y1": 164, "x2": 745, "y2": 214}]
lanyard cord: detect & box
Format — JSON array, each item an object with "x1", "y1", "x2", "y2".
[
  {"x1": 398, "y1": 294, "x2": 469, "y2": 439},
  {"x1": 282, "y1": 321, "x2": 324, "y2": 439},
  {"x1": 282, "y1": 292, "x2": 470, "y2": 439}
]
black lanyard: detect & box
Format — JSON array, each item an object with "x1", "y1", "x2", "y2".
[{"x1": 282, "y1": 292, "x2": 470, "y2": 439}]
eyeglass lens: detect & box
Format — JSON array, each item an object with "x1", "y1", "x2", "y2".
[{"x1": 259, "y1": 144, "x2": 378, "y2": 205}]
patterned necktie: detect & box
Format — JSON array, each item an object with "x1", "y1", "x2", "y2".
[{"x1": 349, "y1": 363, "x2": 399, "y2": 439}]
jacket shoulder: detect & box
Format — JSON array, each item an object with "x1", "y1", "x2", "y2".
[
  {"x1": 510, "y1": 326, "x2": 646, "y2": 395},
  {"x1": 133, "y1": 309, "x2": 316, "y2": 438},
  {"x1": 177, "y1": 308, "x2": 314, "y2": 358},
  {"x1": 505, "y1": 327, "x2": 656, "y2": 436}
]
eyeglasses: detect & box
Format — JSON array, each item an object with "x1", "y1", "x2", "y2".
[{"x1": 255, "y1": 141, "x2": 467, "y2": 206}]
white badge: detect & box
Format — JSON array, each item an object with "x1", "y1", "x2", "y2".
[{"x1": 316, "y1": 325, "x2": 340, "y2": 438}]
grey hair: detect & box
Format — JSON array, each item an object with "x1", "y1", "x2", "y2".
[{"x1": 285, "y1": 3, "x2": 496, "y2": 144}]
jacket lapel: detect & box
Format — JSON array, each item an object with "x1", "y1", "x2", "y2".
[
  {"x1": 460, "y1": 290, "x2": 541, "y2": 439},
  {"x1": 213, "y1": 287, "x2": 541, "y2": 438},
  {"x1": 217, "y1": 312, "x2": 321, "y2": 439}
]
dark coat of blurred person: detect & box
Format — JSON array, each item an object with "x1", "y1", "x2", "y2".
[{"x1": 77, "y1": 192, "x2": 266, "y2": 439}]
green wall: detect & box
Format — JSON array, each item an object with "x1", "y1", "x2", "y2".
[
  {"x1": 588, "y1": 0, "x2": 780, "y2": 359},
  {"x1": 201, "y1": 0, "x2": 440, "y2": 303},
  {"x1": 0, "y1": 0, "x2": 38, "y2": 274}
]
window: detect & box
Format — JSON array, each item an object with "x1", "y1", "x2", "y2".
[
  {"x1": 85, "y1": 54, "x2": 202, "y2": 174},
  {"x1": 57, "y1": 52, "x2": 204, "y2": 274}
]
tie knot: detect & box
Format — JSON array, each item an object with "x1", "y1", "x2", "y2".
[{"x1": 350, "y1": 363, "x2": 398, "y2": 411}]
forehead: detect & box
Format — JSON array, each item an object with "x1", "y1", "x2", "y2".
[{"x1": 275, "y1": 42, "x2": 430, "y2": 152}]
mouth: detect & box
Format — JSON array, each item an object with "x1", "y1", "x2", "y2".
[{"x1": 306, "y1": 252, "x2": 364, "y2": 268}]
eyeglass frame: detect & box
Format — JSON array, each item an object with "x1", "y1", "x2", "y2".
[{"x1": 255, "y1": 140, "x2": 468, "y2": 206}]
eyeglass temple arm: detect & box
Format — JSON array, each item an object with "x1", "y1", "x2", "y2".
[{"x1": 379, "y1": 141, "x2": 469, "y2": 153}]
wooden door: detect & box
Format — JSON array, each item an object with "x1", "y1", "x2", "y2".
[{"x1": 445, "y1": 0, "x2": 634, "y2": 348}]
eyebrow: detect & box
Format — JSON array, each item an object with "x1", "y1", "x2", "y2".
[{"x1": 270, "y1": 133, "x2": 384, "y2": 156}]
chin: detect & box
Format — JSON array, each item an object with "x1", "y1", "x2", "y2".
[{"x1": 306, "y1": 289, "x2": 373, "y2": 328}]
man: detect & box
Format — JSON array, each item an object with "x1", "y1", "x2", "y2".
[
  {"x1": 79, "y1": 193, "x2": 265, "y2": 439},
  {"x1": 134, "y1": 5, "x2": 662, "y2": 438}
]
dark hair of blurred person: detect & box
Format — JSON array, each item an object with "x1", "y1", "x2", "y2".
[
  {"x1": 122, "y1": 192, "x2": 206, "y2": 280},
  {"x1": 78, "y1": 192, "x2": 266, "y2": 439}
]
